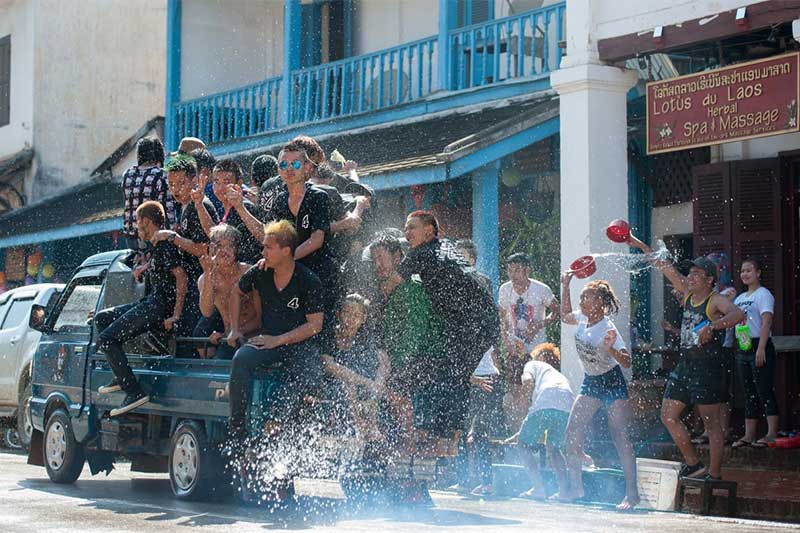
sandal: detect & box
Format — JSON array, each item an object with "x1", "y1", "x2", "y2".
[
  {"x1": 731, "y1": 439, "x2": 753, "y2": 449},
  {"x1": 752, "y1": 438, "x2": 776, "y2": 448}
]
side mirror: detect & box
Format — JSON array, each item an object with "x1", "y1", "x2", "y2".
[{"x1": 29, "y1": 304, "x2": 48, "y2": 332}]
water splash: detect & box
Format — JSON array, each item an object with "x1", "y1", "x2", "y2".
[{"x1": 588, "y1": 240, "x2": 673, "y2": 275}]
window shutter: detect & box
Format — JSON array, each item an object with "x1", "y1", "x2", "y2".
[
  {"x1": 692, "y1": 162, "x2": 732, "y2": 259},
  {"x1": 731, "y1": 157, "x2": 784, "y2": 333},
  {"x1": 0, "y1": 36, "x2": 10, "y2": 127}
]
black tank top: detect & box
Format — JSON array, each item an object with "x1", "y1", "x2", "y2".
[{"x1": 680, "y1": 292, "x2": 724, "y2": 359}]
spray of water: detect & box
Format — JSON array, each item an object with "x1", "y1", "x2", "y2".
[{"x1": 586, "y1": 240, "x2": 673, "y2": 275}]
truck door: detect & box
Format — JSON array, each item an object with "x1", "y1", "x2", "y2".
[
  {"x1": 34, "y1": 275, "x2": 103, "y2": 418},
  {"x1": 0, "y1": 291, "x2": 36, "y2": 403}
]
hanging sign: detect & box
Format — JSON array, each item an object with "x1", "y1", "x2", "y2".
[{"x1": 646, "y1": 52, "x2": 800, "y2": 154}]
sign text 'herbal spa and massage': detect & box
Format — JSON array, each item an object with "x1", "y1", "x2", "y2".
[{"x1": 646, "y1": 52, "x2": 799, "y2": 154}]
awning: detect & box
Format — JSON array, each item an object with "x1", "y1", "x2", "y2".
[
  {"x1": 315, "y1": 96, "x2": 560, "y2": 190},
  {"x1": 0, "y1": 177, "x2": 122, "y2": 249},
  {"x1": 0, "y1": 148, "x2": 34, "y2": 179}
]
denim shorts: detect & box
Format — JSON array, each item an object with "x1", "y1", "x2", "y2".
[
  {"x1": 580, "y1": 365, "x2": 629, "y2": 404},
  {"x1": 519, "y1": 408, "x2": 570, "y2": 449}
]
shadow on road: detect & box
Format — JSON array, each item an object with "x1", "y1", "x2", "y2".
[{"x1": 17, "y1": 476, "x2": 522, "y2": 529}]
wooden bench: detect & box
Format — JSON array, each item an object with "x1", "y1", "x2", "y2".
[{"x1": 677, "y1": 476, "x2": 737, "y2": 517}]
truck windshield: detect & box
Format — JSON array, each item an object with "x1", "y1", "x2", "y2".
[{"x1": 53, "y1": 280, "x2": 103, "y2": 333}]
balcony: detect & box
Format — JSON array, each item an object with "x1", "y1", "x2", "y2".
[{"x1": 167, "y1": 2, "x2": 565, "y2": 152}]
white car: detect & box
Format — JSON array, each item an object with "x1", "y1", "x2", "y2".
[{"x1": 0, "y1": 283, "x2": 63, "y2": 449}]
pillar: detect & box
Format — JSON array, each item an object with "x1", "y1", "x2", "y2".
[
  {"x1": 281, "y1": 0, "x2": 302, "y2": 126},
  {"x1": 472, "y1": 161, "x2": 500, "y2": 293},
  {"x1": 551, "y1": 54, "x2": 637, "y2": 389},
  {"x1": 165, "y1": 0, "x2": 182, "y2": 152},
  {"x1": 437, "y1": 0, "x2": 458, "y2": 91}
]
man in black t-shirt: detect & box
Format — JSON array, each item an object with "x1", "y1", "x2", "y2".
[
  {"x1": 226, "y1": 220, "x2": 324, "y2": 440},
  {"x1": 94, "y1": 202, "x2": 191, "y2": 417},
  {"x1": 194, "y1": 159, "x2": 265, "y2": 263}
]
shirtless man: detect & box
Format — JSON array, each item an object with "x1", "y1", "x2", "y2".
[{"x1": 195, "y1": 224, "x2": 261, "y2": 359}]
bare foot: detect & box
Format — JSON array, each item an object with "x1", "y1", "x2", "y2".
[
  {"x1": 616, "y1": 495, "x2": 640, "y2": 511},
  {"x1": 552, "y1": 491, "x2": 583, "y2": 502}
]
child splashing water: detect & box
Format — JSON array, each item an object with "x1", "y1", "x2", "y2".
[
  {"x1": 560, "y1": 273, "x2": 640, "y2": 511},
  {"x1": 505, "y1": 343, "x2": 573, "y2": 500}
]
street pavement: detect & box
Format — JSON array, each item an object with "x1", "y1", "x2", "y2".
[{"x1": 0, "y1": 450, "x2": 797, "y2": 532}]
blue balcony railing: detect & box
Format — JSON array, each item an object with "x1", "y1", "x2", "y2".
[
  {"x1": 173, "y1": 76, "x2": 281, "y2": 145},
  {"x1": 168, "y1": 3, "x2": 565, "y2": 148},
  {"x1": 449, "y1": 3, "x2": 565, "y2": 90},
  {"x1": 289, "y1": 36, "x2": 437, "y2": 125}
]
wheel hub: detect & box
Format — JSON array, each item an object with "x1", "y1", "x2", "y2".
[
  {"x1": 172, "y1": 433, "x2": 198, "y2": 491},
  {"x1": 46, "y1": 421, "x2": 66, "y2": 471}
]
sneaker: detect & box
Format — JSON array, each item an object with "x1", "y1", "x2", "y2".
[
  {"x1": 679, "y1": 461, "x2": 707, "y2": 479},
  {"x1": 97, "y1": 379, "x2": 121, "y2": 394},
  {"x1": 110, "y1": 390, "x2": 149, "y2": 417}
]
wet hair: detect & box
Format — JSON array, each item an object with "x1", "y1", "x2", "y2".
[
  {"x1": 456, "y1": 239, "x2": 478, "y2": 260},
  {"x1": 213, "y1": 158, "x2": 243, "y2": 181},
  {"x1": 135, "y1": 200, "x2": 165, "y2": 227},
  {"x1": 290, "y1": 135, "x2": 325, "y2": 165},
  {"x1": 209, "y1": 224, "x2": 241, "y2": 250},
  {"x1": 532, "y1": 342, "x2": 561, "y2": 369},
  {"x1": 370, "y1": 233, "x2": 404, "y2": 256},
  {"x1": 343, "y1": 293, "x2": 371, "y2": 311},
  {"x1": 506, "y1": 252, "x2": 531, "y2": 267},
  {"x1": 408, "y1": 210, "x2": 439, "y2": 237},
  {"x1": 316, "y1": 162, "x2": 339, "y2": 182},
  {"x1": 264, "y1": 220, "x2": 298, "y2": 253},
  {"x1": 251, "y1": 154, "x2": 278, "y2": 187},
  {"x1": 136, "y1": 137, "x2": 165, "y2": 166},
  {"x1": 190, "y1": 148, "x2": 217, "y2": 173},
  {"x1": 164, "y1": 154, "x2": 198, "y2": 177},
  {"x1": 741, "y1": 257, "x2": 763, "y2": 274},
  {"x1": 583, "y1": 279, "x2": 620, "y2": 315}
]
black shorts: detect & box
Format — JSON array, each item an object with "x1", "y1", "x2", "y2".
[{"x1": 663, "y1": 356, "x2": 729, "y2": 406}]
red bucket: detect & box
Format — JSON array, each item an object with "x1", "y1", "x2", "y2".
[
  {"x1": 570, "y1": 256, "x2": 597, "y2": 279},
  {"x1": 606, "y1": 219, "x2": 630, "y2": 243}
]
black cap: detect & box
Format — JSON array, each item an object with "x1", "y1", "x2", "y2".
[
  {"x1": 344, "y1": 181, "x2": 374, "y2": 197},
  {"x1": 691, "y1": 257, "x2": 718, "y2": 282},
  {"x1": 251, "y1": 154, "x2": 278, "y2": 187}
]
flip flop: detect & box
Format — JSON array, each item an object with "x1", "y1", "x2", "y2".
[
  {"x1": 731, "y1": 439, "x2": 753, "y2": 449},
  {"x1": 752, "y1": 438, "x2": 775, "y2": 448}
]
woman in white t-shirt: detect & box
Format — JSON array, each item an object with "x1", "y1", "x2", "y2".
[
  {"x1": 732, "y1": 258, "x2": 778, "y2": 448},
  {"x1": 559, "y1": 273, "x2": 639, "y2": 511}
]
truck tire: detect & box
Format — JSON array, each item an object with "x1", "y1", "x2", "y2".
[
  {"x1": 43, "y1": 409, "x2": 85, "y2": 484},
  {"x1": 17, "y1": 376, "x2": 33, "y2": 451},
  {"x1": 169, "y1": 420, "x2": 226, "y2": 500}
]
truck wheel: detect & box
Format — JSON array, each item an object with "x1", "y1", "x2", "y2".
[
  {"x1": 17, "y1": 376, "x2": 33, "y2": 451},
  {"x1": 169, "y1": 420, "x2": 226, "y2": 500},
  {"x1": 43, "y1": 409, "x2": 85, "y2": 484}
]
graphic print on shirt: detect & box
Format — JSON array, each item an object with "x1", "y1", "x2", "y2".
[
  {"x1": 575, "y1": 336, "x2": 600, "y2": 367},
  {"x1": 287, "y1": 297, "x2": 300, "y2": 310},
  {"x1": 512, "y1": 298, "x2": 534, "y2": 339},
  {"x1": 680, "y1": 302, "x2": 709, "y2": 348},
  {"x1": 301, "y1": 214, "x2": 310, "y2": 229}
]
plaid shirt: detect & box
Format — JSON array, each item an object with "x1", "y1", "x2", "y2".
[{"x1": 122, "y1": 166, "x2": 177, "y2": 238}]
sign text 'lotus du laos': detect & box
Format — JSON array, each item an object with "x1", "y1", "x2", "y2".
[{"x1": 646, "y1": 52, "x2": 800, "y2": 154}]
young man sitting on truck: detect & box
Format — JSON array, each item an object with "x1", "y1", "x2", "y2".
[
  {"x1": 196, "y1": 224, "x2": 261, "y2": 359},
  {"x1": 225, "y1": 219, "x2": 324, "y2": 443},
  {"x1": 94, "y1": 201, "x2": 190, "y2": 417}
]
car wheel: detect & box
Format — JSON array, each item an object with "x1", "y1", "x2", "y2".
[
  {"x1": 17, "y1": 376, "x2": 33, "y2": 451},
  {"x1": 169, "y1": 420, "x2": 227, "y2": 500},
  {"x1": 43, "y1": 409, "x2": 85, "y2": 484}
]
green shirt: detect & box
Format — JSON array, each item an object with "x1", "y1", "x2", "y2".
[{"x1": 383, "y1": 279, "x2": 444, "y2": 368}]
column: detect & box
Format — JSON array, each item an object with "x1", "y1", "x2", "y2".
[
  {"x1": 164, "y1": 0, "x2": 182, "y2": 152},
  {"x1": 437, "y1": 0, "x2": 457, "y2": 91},
  {"x1": 281, "y1": 0, "x2": 302, "y2": 126},
  {"x1": 472, "y1": 161, "x2": 500, "y2": 293},
  {"x1": 551, "y1": 62, "x2": 637, "y2": 390}
]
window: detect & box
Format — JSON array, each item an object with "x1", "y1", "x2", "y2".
[
  {"x1": 1, "y1": 298, "x2": 33, "y2": 330},
  {"x1": 0, "y1": 299, "x2": 9, "y2": 326},
  {"x1": 53, "y1": 281, "x2": 102, "y2": 333},
  {"x1": 0, "y1": 35, "x2": 9, "y2": 127}
]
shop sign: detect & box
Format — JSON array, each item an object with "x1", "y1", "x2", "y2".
[{"x1": 647, "y1": 52, "x2": 800, "y2": 154}]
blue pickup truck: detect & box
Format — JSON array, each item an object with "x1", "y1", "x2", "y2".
[{"x1": 26, "y1": 250, "x2": 436, "y2": 505}]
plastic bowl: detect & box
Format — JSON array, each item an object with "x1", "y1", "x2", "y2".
[
  {"x1": 570, "y1": 256, "x2": 597, "y2": 279},
  {"x1": 606, "y1": 219, "x2": 631, "y2": 243}
]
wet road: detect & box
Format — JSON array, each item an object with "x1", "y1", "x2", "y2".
[{"x1": 0, "y1": 450, "x2": 796, "y2": 532}]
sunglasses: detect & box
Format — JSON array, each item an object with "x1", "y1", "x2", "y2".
[{"x1": 279, "y1": 160, "x2": 303, "y2": 171}]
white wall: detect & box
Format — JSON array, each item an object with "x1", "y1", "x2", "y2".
[
  {"x1": 352, "y1": 0, "x2": 439, "y2": 55},
  {"x1": 32, "y1": 0, "x2": 166, "y2": 198},
  {"x1": 181, "y1": 0, "x2": 283, "y2": 101},
  {"x1": 721, "y1": 130, "x2": 800, "y2": 160},
  {"x1": 0, "y1": 0, "x2": 34, "y2": 159},
  {"x1": 649, "y1": 201, "x2": 693, "y2": 346},
  {"x1": 591, "y1": 0, "x2": 769, "y2": 41}
]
